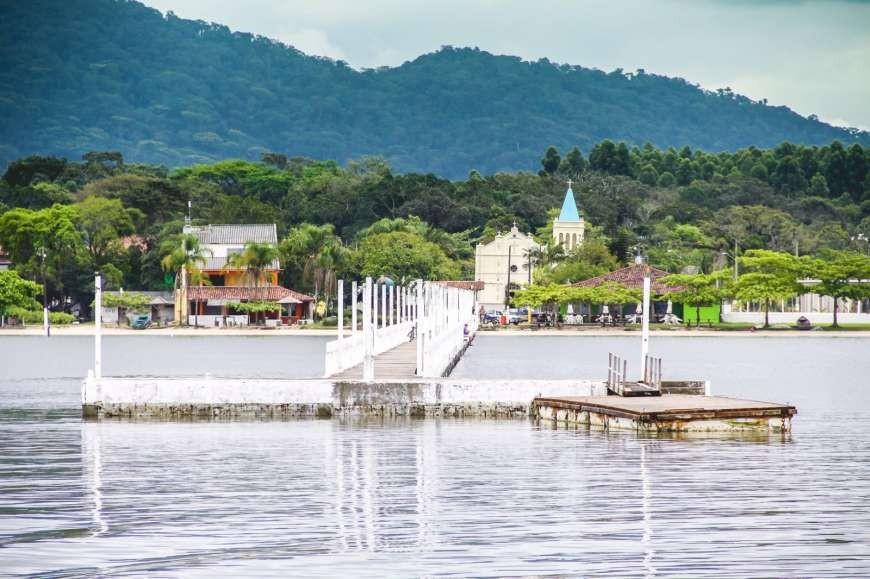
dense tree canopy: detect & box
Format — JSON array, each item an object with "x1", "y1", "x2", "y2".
[
  {"x1": 0, "y1": 138, "x2": 868, "y2": 316},
  {"x1": 1, "y1": 0, "x2": 867, "y2": 178}
]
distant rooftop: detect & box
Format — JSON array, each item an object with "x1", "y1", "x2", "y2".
[{"x1": 184, "y1": 224, "x2": 277, "y2": 245}]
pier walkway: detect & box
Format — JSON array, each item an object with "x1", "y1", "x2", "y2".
[
  {"x1": 324, "y1": 278, "x2": 478, "y2": 380},
  {"x1": 333, "y1": 340, "x2": 417, "y2": 380}
]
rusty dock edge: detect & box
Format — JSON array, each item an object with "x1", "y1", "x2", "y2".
[{"x1": 532, "y1": 395, "x2": 797, "y2": 433}]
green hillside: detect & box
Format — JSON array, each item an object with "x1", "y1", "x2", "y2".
[{"x1": 1, "y1": 0, "x2": 868, "y2": 177}]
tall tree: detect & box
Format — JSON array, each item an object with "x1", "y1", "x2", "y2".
[
  {"x1": 733, "y1": 250, "x2": 806, "y2": 328},
  {"x1": 660, "y1": 271, "x2": 727, "y2": 327},
  {"x1": 808, "y1": 250, "x2": 870, "y2": 327},
  {"x1": 280, "y1": 223, "x2": 346, "y2": 300},
  {"x1": 541, "y1": 146, "x2": 561, "y2": 175}
]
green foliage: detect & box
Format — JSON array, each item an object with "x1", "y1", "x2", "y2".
[
  {"x1": 1, "y1": 1, "x2": 867, "y2": 176},
  {"x1": 807, "y1": 250, "x2": 870, "y2": 327},
  {"x1": 225, "y1": 300, "x2": 282, "y2": 314},
  {"x1": 353, "y1": 231, "x2": 460, "y2": 282},
  {"x1": 660, "y1": 271, "x2": 727, "y2": 326},
  {"x1": 280, "y1": 223, "x2": 346, "y2": 299},
  {"x1": 6, "y1": 306, "x2": 75, "y2": 324},
  {"x1": 733, "y1": 250, "x2": 808, "y2": 327},
  {"x1": 0, "y1": 270, "x2": 42, "y2": 315},
  {"x1": 100, "y1": 292, "x2": 151, "y2": 313}
]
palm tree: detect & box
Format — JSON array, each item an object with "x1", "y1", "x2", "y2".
[
  {"x1": 160, "y1": 234, "x2": 211, "y2": 324},
  {"x1": 280, "y1": 223, "x2": 346, "y2": 302},
  {"x1": 226, "y1": 241, "x2": 279, "y2": 287}
]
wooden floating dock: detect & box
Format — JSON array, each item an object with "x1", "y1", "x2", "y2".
[{"x1": 533, "y1": 394, "x2": 797, "y2": 433}]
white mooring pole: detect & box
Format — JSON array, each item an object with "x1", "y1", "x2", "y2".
[
  {"x1": 94, "y1": 272, "x2": 103, "y2": 380},
  {"x1": 351, "y1": 281, "x2": 357, "y2": 336},
  {"x1": 363, "y1": 277, "x2": 374, "y2": 381},
  {"x1": 415, "y1": 280, "x2": 424, "y2": 375},
  {"x1": 640, "y1": 268, "x2": 651, "y2": 381},
  {"x1": 337, "y1": 279, "x2": 344, "y2": 341}
]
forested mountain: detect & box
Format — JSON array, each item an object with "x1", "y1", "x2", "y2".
[{"x1": 2, "y1": 0, "x2": 867, "y2": 178}]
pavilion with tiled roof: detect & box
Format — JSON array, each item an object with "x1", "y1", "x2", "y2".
[
  {"x1": 572, "y1": 263, "x2": 678, "y2": 295},
  {"x1": 186, "y1": 285, "x2": 314, "y2": 326}
]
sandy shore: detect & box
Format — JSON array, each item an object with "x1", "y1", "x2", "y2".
[{"x1": 1, "y1": 325, "x2": 867, "y2": 338}]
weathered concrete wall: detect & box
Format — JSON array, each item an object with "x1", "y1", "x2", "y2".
[
  {"x1": 83, "y1": 376, "x2": 606, "y2": 419},
  {"x1": 534, "y1": 402, "x2": 792, "y2": 433}
]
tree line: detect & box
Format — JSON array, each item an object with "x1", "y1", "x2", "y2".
[{"x1": 0, "y1": 139, "x2": 867, "y2": 320}]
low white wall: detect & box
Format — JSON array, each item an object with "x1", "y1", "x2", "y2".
[
  {"x1": 188, "y1": 314, "x2": 249, "y2": 327},
  {"x1": 83, "y1": 376, "x2": 606, "y2": 409},
  {"x1": 722, "y1": 311, "x2": 870, "y2": 325},
  {"x1": 83, "y1": 375, "x2": 334, "y2": 406}
]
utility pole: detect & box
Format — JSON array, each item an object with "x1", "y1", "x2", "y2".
[
  {"x1": 733, "y1": 238, "x2": 739, "y2": 281},
  {"x1": 39, "y1": 247, "x2": 50, "y2": 337},
  {"x1": 505, "y1": 244, "x2": 512, "y2": 309}
]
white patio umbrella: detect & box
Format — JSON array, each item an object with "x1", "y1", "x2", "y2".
[
  {"x1": 567, "y1": 303, "x2": 574, "y2": 315},
  {"x1": 667, "y1": 300, "x2": 673, "y2": 314},
  {"x1": 602, "y1": 305, "x2": 610, "y2": 315},
  {"x1": 635, "y1": 302, "x2": 642, "y2": 314}
]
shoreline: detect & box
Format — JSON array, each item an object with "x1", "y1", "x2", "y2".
[{"x1": 1, "y1": 326, "x2": 868, "y2": 338}]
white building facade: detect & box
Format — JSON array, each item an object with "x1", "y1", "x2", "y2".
[{"x1": 474, "y1": 224, "x2": 540, "y2": 312}]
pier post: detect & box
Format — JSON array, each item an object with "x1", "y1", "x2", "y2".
[
  {"x1": 640, "y1": 268, "x2": 651, "y2": 380},
  {"x1": 337, "y1": 279, "x2": 344, "y2": 341},
  {"x1": 373, "y1": 282, "x2": 379, "y2": 334},
  {"x1": 388, "y1": 284, "x2": 393, "y2": 326},
  {"x1": 416, "y1": 279, "x2": 424, "y2": 375},
  {"x1": 363, "y1": 277, "x2": 374, "y2": 381},
  {"x1": 94, "y1": 273, "x2": 102, "y2": 380},
  {"x1": 381, "y1": 283, "x2": 387, "y2": 329},
  {"x1": 351, "y1": 281, "x2": 357, "y2": 336}
]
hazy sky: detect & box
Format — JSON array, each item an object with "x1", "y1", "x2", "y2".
[{"x1": 142, "y1": 0, "x2": 870, "y2": 130}]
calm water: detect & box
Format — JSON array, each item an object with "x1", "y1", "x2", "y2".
[{"x1": 1, "y1": 334, "x2": 869, "y2": 577}]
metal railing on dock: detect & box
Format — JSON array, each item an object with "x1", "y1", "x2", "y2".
[
  {"x1": 642, "y1": 355, "x2": 662, "y2": 388},
  {"x1": 607, "y1": 352, "x2": 628, "y2": 395}
]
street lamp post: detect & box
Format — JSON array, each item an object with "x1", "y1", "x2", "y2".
[
  {"x1": 720, "y1": 239, "x2": 739, "y2": 281},
  {"x1": 38, "y1": 247, "x2": 49, "y2": 337}
]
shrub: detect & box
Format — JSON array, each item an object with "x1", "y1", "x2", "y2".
[{"x1": 6, "y1": 307, "x2": 76, "y2": 324}]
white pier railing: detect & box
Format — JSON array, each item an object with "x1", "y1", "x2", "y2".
[{"x1": 323, "y1": 278, "x2": 479, "y2": 379}]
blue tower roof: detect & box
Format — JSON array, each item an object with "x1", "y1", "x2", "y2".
[{"x1": 557, "y1": 186, "x2": 581, "y2": 222}]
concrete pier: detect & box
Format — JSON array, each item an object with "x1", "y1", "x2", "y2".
[{"x1": 82, "y1": 375, "x2": 607, "y2": 419}]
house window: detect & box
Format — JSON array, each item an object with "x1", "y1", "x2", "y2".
[{"x1": 209, "y1": 274, "x2": 225, "y2": 286}]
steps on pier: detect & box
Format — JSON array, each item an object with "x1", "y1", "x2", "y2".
[{"x1": 332, "y1": 340, "x2": 417, "y2": 380}]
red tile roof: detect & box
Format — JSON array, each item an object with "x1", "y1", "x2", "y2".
[
  {"x1": 573, "y1": 264, "x2": 676, "y2": 294},
  {"x1": 186, "y1": 286, "x2": 314, "y2": 303}
]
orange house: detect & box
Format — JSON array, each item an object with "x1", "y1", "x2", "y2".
[{"x1": 180, "y1": 223, "x2": 313, "y2": 325}]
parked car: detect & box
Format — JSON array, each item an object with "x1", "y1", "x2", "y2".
[
  {"x1": 130, "y1": 314, "x2": 152, "y2": 330},
  {"x1": 505, "y1": 308, "x2": 526, "y2": 324},
  {"x1": 482, "y1": 310, "x2": 503, "y2": 326}
]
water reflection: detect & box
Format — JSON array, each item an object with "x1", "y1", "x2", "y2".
[{"x1": 81, "y1": 422, "x2": 108, "y2": 538}]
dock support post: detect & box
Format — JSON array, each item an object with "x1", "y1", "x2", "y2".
[
  {"x1": 640, "y1": 268, "x2": 651, "y2": 380},
  {"x1": 351, "y1": 281, "x2": 357, "y2": 335},
  {"x1": 337, "y1": 279, "x2": 344, "y2": 341},
  {"x1": 416, "y1": 279, "x2": 424, "y2": 375},
  {"x1": 94, "y1": 272, "x2": 102, "y2": 380},
  {"x1": 381, "y1": 283, "x2": 386, "y2": 329},
  {"x1": 388, "y1": 284, "x2": 394, "y2": 326},
  {"x1": 363, "y1": 277, "x2": 374, "y2": 381}
]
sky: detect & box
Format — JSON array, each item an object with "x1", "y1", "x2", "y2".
[{"x1": 142, "y1": 0, "x2": 870, "y2": 130}]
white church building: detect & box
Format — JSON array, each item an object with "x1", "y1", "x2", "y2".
[{"x1": 474, "y1": 183, "x2": 584, "y2": 311}]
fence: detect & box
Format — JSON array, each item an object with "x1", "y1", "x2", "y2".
[{"x1": 642, "y1": 354, "x2": 662, "y2": 388}]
